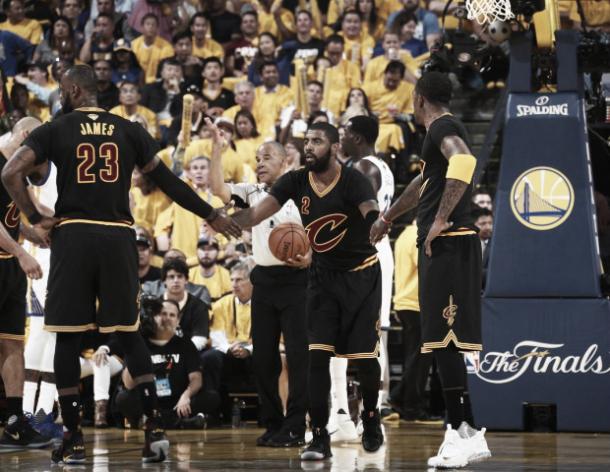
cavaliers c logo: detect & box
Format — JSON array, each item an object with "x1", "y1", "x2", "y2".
[
  {"x1": 4, "y1": 202, "x2": 20, "y2": 229},
  {"x1": 305, "y1": 213, "x2": 348, "y2": 252},
  {"x1": 510, "y1": 166, "x2": 574, "y2": 231}
]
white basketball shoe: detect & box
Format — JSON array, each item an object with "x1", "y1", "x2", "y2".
[
  {"x1": 458, "y1": 422, "x2": 492, "y2": 463},
  {"x1": 427, "y1": 425, "x2": 470, "y2": 469},
  {"x1": 328, "y1": 410, "x2": 359, "y2": 443}
]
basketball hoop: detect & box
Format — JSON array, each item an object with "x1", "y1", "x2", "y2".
[{"x1": 466, "y1": 0, "x2": 514, "y2": 25}]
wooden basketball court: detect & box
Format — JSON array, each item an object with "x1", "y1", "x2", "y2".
[{"x1": 1, "y1": 422, "x2": 608, "y2": 470}]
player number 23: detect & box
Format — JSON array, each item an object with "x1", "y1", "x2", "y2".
[{"x1": 76, "y1": 143, "x2": 119, "y2": 184}]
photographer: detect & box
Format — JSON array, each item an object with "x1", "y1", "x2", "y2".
[{"x1": 113, "y1": 298, "x2": 220, "y2": 429}]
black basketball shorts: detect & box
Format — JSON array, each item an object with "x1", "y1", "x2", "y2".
[
  {"x1": 0, "y1": 256, "x2": 26, "y2": 340},
  {"x1": 44, "y1": 222, "x2": 140, "y2": 333},
  {"x1": 306, "y1": 260, "x2": 381, "y2": 358},
  {"x1": 418, "y1": 234, "x2": 482, "y2": 353}
]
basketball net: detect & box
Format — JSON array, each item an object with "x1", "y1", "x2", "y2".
[{"x1": 466, "y1": 0, "x2": 514, "y2": 25}]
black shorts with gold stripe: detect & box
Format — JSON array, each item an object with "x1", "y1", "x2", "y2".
[
  {"x1": 45, "y1": 220, "x2": 140, "y2": 333},
  {"x1": 418, "y1": 233, "x2": 482, "y2": 353},
  {"x1": 0, "y1": 255, "x2": 26, "y2": 340},
  {"x1": 306, "y1": 256, "x2": 381, "y2": 358}
]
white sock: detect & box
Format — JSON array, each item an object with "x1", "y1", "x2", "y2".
[
  {"x1": 23, "y1": 380, "x2": 38, "y2": 414},
  {"x1": 330, "y1": 357, "x2": 350, "y2": 415},
  {"x1": 93, "y1": 363, "x2": 111, "y2": 401},
  {"x1": 377, "y1": 334, "x2": 390, "y2": 408},
  {"x1": 36, "y1": 380, "x2": 57, "y2": 415}
]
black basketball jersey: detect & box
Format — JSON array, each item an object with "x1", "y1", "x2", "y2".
[
  {"x1": 0, "y1": 152, "x2": 21, "y2": 250},
  {"x1": 417, "y1": 114, "x2": 477, "y2": 244},
  {"x1": 270, "y1": 165, "x2": 377, "y2": 271},
  {"x1": 24, "y1": 108, "x2": 159, "y2": 224}
]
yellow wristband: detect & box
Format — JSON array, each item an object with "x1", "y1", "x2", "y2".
[{"x1": 446, "y1": 154, "x2": 476, "y2": 184}]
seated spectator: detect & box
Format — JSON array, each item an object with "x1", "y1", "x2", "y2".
[
  {"x1": 110, "y1": 81, "x2": 159, "y2": 139},
  {"x1": 94, "y1": 59, "x2": 120, "y2": 110},
  {"x1": 0, "y1": 29, "x2": 33, "y2": 77},
  {"x1": 0, "y1": 0, "x2": 43, "y2": 45},
  {"x1": 189, "y1": 237, "x2": 232, "y2": 303},
  {"x1": 142, "y1": 249, "x2": 212, "y2": 306},
  {"x1": 201, "y1": 262, "x2": 254, "y2": 402},
  {"x1": 366, "y1": 32, "x2": 419, "y2": 86},
  {"x1": 131, "y1": 165, "x2": 171, "y2": 235},
  {"x1": 390, "y1": 11, "x2": 428, "y2": 57},
  {"x1": 59, "y1": 0, "x2": 86, "y2": 45},
  {"x1": 140, "y1": 58, "x2": 183, "y2": 129},
  {"x1": 285, "y1": 136, "x2": 304, "y2": 171},
  {"x1": 191, "y1": 12, "x2": 224, "y2": 60},
  {"x1": 473, "y1": 189, "x2": 493, "y2": 211},
  {"x1": 254, "y1": 61, "x2": 294, "y2": 129},
  {"x1": 321, "y1": 34, "x2": 362, "y2": 118},
  {"x1": 128, "y1": 0, "x2": 173, "y2": 42},
  {"x1": 223, "y1": 80, "x2": 275, "y2": 140},
  {"x1": 136, "y1": 233, "x2": 162, "y2": 284},
  {"x1": 131, "y1": 13, "x2": 174, "y2": 85},
  {"x1": 162, "y1": 259, "x2": 210, "y2": 350},
  {"x1": 279, "y1": 10, "x2": 324, "y2": 65},
  {"x1": 357, "y1": 0, "x2": 385, "y2": 41},
  {"x1": 32, "y1": 16, "x2": 78, "y2": 66},
  {"x1": 363, "y1": 60, "x2": 414, "y2": 123},
  {"x1": 169, "y1": 30, "x2": 203, "y2": 90},
  {"x1": 14, "y1": 61, "x2": 53, "y2": 122},
  {"x1": 387, "y1": 0, "x2": 441, "y2": 50},
  {"x1": 234, "y1": 109, "x2": 265, "y2": 170},
  {"x1": 340, "y1": 87, "x2": 372, "y2": 125},
  {"x1": 84, "y1": 0, "x2": 134, "y2": 42},
  {"x1": 205, "y1": 0, "x2": 241, "y2": 45},
  {"x1": 338, "y1": 10, "x2": 375, "y2": 69},
  {"x1": 202, "y1": 57, "x2": 235, "y2": 112},
  {"x1": 110, "y1": 39, "x2": 142, "y2": 85},
  {"x1": 255, "y1": 0, "x2": 296, "y2": 43},
  {"x1": 248, "y1": 33, "x2": 290, "y2": 87},
  {"x1": 10, "y1": 82, "x2": 30, "y2": 117},
  {"x1": 114, "y1": 298, "x2": 218, "y2": 429},
  {"x1": 279, "y1": 80, "x2": 334, "y2": 143},
  {"x1": 80, "y1": 335, "x2": 124, "y2": 428},
  {"x1": 79, "y1": 13, "x2": 115, "y2": 63},
  {"x1": 224, "y1": 9, "x2": 259, "y2": 77}
]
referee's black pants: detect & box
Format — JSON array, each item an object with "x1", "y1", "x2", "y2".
[{"x1": 250, "y1": 265, "x2": 308, "y2": 433}]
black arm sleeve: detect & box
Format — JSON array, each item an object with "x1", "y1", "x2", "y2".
[{"x1": 146, "y1": 161, "x2": 215, "y2": 220}]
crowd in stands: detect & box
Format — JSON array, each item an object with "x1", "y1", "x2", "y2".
[{"x1": 3, "y1": 0, "x2": 608, "y2": 429}]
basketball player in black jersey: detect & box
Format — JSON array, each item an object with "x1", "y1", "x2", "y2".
[
  {"x1": 232, "y1": 122, "x2": 385, "y2": 460},
  {"x1": 370, "y1": 72, "x2": 490, "y2": 469},
  {"x1": 1, "y1": 65, "x2": 241, "y2": 465}
]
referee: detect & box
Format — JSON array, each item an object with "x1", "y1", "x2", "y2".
[{"x1": 206, "y1": 118, "x2": 309, "y2": 447}]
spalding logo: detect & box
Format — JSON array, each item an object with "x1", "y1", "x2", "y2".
[{"x1": 510, "y1": 166, "x2": 574, "y2": 230}]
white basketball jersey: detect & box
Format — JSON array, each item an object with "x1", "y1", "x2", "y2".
[{"x1": 363, "y1": 155, "x2": 394, "y2": 213}]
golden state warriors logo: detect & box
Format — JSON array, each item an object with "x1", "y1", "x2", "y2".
[{"x1": 510, "y1": 167, "x2": 574, "y2": 231}]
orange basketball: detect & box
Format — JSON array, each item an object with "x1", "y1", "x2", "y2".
[{"x1": 268, "y1": 223, "x2": 310, "y2": 262}]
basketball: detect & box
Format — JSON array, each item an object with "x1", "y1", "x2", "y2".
[{"x1": 268, "y1": 223, "x2": 310, "y2": 262}]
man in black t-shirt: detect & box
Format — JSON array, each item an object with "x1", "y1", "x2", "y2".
[
  {"x1": 232, "y1": 122, "x2": 384, "y2": 460},
  {"x1": 370, "y1": 72, "x2": 489, "y2": 469},
  {"x1": 279, "y1": 10, "x2": 324, "y2": 65},
  {"x1": 1, "y1": 64, "x2": 240, "y2": 465},
  {"x1": 137, "y1": 234, "x2": 161, "y2": 284}
]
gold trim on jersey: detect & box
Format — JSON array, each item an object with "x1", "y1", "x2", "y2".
[
  {"x1": 0, "y1": 333, "x2": 25, "y2": 341},
  {"x1": 75, "y1": 107, "x2": 106, "y2": 113},
  {"x1": 309, "y1": 343, "x2": 335, "y2": 353},
  {"x1": 350, "y1": 254, "x2": 378, "y2": 272},
  {"x1": 439, "y1": 229, "x2": 477, "y2": 237},
  {"x1": 308, "y1": 167, "x2": 341, "y2": 198},
  {"x1": 98, "y1": 320, "x2": 140, "y2": 333},
  {"x1": 420, "y1": 330, "x2": 482, "y2": 353},
  {"x1": 0, "y1": 253, "x2": 14, "y2": 259},
  {"x1": 44, "y1": 322, "x2": 98, "y2": 332},
  {"x1": 335, "y1": 342, "x2": 380, "y2": 359},
  {"x1": 56, "y1": 218, "x2": 133, "y2": 228}
]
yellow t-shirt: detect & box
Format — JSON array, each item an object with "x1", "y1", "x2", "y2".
[
  {"x1": 153, "y1": 186, "x2": 225, "y2": 263},
  {"x1": 131, "y1": 35, "x2": 174, "y2": 84},
  {"x1": 190, "y1": 265, "x2": 232, "y2": 302},
  {"x1": 223, "y1": 105, "x2": 276, "y2": 140},
  {"x1": 254, "y1": 85, "x2": 294, "y2": 127},
  {"x1": 257, "y1": 7, "x2": 295, "y2": 41},
  {"x1": 340, "y1": 32, "x2": 375, "y2": 68},
  {"x1": 192, "y1": 37, "x2": 225, "y2": 59},
  {"x1": 131, "y1": 187, "x2": 172, "y2": 235},
  {"x1": 110, "y1": 104, "x2": 160, "y2": 139},
  {"x1": 211, "y1": 294, "x2": 251, "y2": 343},
  {"x1": 0, "y1": 18, "x2": 43, "y2": 44},
  {"x1": 363, "y1": 52, "x2": 418, "y2": 86},
  {"x1": 569, "y1": 0, "x2": 610, "y2": 26},
  {"x1": 234, "y1": 135, "x2": 266, "y2": 170},
  {"x1": 184, "y1": 139, "x2": 245, "y2": 183},
  {"x1": 322, "y1": 59, "x2": 362, "y2": 118},
  {"x1": 363, "y1": 80, "x2": 414, "y2": 124},
  {"x1": 393, "y1": 224, "x2": 419, "y2": 312}
]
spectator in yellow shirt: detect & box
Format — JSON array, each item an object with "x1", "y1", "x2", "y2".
[
  {"x1": 364, "y1": 32, "x2": 419, "y2": 87},
  {"x1": 191, "y1": 12, "x2": 225, "y2": 60},
  {"x1": 254, "y1": 60, "x2": 294, "y2": 128},
  {"x1": 255, "y1": 0, "x2": 296, "y2": 42},
  {"x1": 131, "y1": 166, "x2": 172, "y2": 235},
  {"x1": 0, "y1": 0, "x2": 43, "y2": 45},
  {"x1": 357, "y1": 0, "x2": 385, "y2": 41},
  {"x1": 131, "y1": 13, "x2": 174, "y2": 84},
  {"x1": 110, "y1": 81, "x2": 160, "y2": 139},
  {"x1": 321, "y1": 34, "x2": 362, "y2": 118},
  {"x1": 223, "y1": 81, "x2": 276, "y2": 139},
  {"x1": 363, "y1": 60, "x2": 414, "y2": 124},
  {"x1": 189, "y1": 237, "x2": 232, "y2": 303},
  {"x1": 234, "y1": 109, "x2": 266, "y2": 170},
  {"x1": 569, "y1": 0, "x2": 610, "y2": 30},
  {"x1": 338, "y1": 9, "x2": 375, "y2": 70}
]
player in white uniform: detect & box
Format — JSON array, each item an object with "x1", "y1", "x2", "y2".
[
  {"x1": 205, "y1": 119, "x2": 311, "y2": 447},
  {"x1": 322, "y1": 115, "x2": 395, "y2": 442},
  {"x1": 23, "y1": 163, "x2": 58, "y2": 420}
]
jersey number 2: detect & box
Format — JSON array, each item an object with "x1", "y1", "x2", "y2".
[{"x1": 77, "y1": 143, "x2": 119, "y2": 184}]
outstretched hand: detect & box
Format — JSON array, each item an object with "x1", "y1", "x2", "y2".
[
  {"x1": 370, "y1": 218, "x2": 390, "y2": 245},
  {"x1": 207, "y1": 208, "x2": 242, "y2": 239}
]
